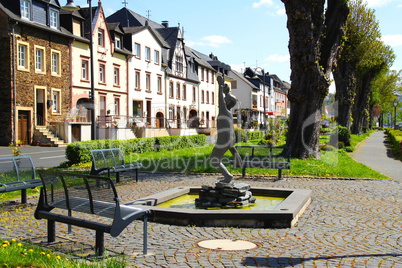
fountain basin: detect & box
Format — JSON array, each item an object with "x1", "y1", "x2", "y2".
[{"x1": 129, "y1": 186, "x2": 312, "y2": 228}]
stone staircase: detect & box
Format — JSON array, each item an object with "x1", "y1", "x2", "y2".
[{"x1": 34, "y1": 126, "x2": 67, "y2": 147}]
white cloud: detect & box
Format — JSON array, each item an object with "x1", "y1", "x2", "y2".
[
  {"x1": 265, "y1": 54, "x2": 290, "y2": 63},
  {"x1": 188, "y1": 35, "x2": 232, "y2": 48},
  {"x1": 382, "y1": 34, "x2": 402, "y2": 47},
  {"x1": 252, "y1": 0, "x2": 275, "y2": 8}
]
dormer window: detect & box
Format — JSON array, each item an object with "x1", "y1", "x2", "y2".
[
  {"x1": 115, "y1": 36, "x2": 121, "y2": 49},
  {"x1": 49, "y1": 9, "x2": 59, "y2": 29},
  {"x1": 20, "y1": 0, "x2": 30, "y2": 20}
]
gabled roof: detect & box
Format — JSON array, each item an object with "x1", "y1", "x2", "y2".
[
  {"x1": 124, "y1": 25, "x2": 170, "y2": 48},
  {"x1": 107, "y1": 7, "x2": 163, "y2": 29},
  {"x1": 230, "y1": 69, "x2": 259, "y2": 90},
  {"x1": 186, "y1": 47, "x2": 215, "y2": 71}
]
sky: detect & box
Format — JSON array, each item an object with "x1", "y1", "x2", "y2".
[{"x1": 71, "y1": 0, "x2": 402, "y2": 85}]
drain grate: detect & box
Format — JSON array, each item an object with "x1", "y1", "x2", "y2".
[{"x1": 196, "y1": 239, "x2": 259, "y2": 251}]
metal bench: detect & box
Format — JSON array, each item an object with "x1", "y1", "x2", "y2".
[
  {"x1": 0, "y1": 156, "x2": 40, "y2": 203},
  {"x1": 34, "y1": 170, "x2": 149, "y2": 257},
  {"x1": 90, "y1": 148, "x2": 142, "y2": 183},
  {"x1": 234, "y1": 146, "x2": 291, "y2": 179}
]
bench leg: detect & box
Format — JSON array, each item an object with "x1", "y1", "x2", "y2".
[
  {"x1": 143, "y1": 214, "x2": 148, "y2": 255},
  {"x1": 136, "y1": 169, "x2": 139, "y2": 183},
  {"x1": 278, "y1": 169, "x2": 282, "y2": 179},
  {"x1": 95, "y1": 230, "x2": 105, "y2": 257},
  {"x1": 242, "y1": 167, "x2": 246, "y2": 178},
  {"x1": 21, "y1": 189, "x2": 27, "y2": 204},
  {"x1": 48, "y1": 220, "x2": 55, "y2": 243},
  {"x1": 116, "y1": 172, "x2": 120, "y2": 184}
]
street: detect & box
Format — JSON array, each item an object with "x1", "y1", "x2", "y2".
[{"x1": 0, "y1": 146, "x2": 67, "y2": 168}]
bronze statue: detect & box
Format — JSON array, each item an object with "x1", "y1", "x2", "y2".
[{"x1": 210, "y1": 76, "x2": 242, "y2": 183}]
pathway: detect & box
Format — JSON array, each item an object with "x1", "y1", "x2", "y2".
[{"x1": 351, "y1": 131, "x2": 402, "y2": 181}]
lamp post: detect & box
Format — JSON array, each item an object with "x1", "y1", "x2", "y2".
[
  {"x1": 63, "y1": 0, "x2": 96, "y2": 140},
  {"x1": 394, "y1": 99, "x2": 398, "y2": 129}
]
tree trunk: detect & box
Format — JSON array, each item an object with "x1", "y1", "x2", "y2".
[
  {"x1": 282, "y1": 0, "x2": 348, "y2": 159},
  {"x1": 333, "y1": 59, "x2": 356, "y2": 130},
  {"x1": 351, "y1": 74, "x2": 371, "y2": 134}
]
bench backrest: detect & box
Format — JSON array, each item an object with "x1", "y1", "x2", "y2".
[
  {"x1": 0, "y1": 156, "x2": 36, "y2": 185},
  {"x1": 91, "y1": 148, "x2": 125, "y2": 171},
  {"x1": 38, "y1": 170, "x2": 119, "y2": 217},
  {"x1": 235, "y1": 146, "x2": 291, "y2": 162}
]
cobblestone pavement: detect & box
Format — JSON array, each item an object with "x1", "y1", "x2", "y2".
[{"x1": 1, "y1": 172, "x2": 401, "y2": 267}]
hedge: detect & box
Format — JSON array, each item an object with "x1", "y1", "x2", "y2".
[
  {"x1": 385, "y1": 129, "x2": 402, "y2": 157},
  {"x1": 66, "y1": 134, "x2": 206, "y2": 164},
  {"x1": 247, "y1": 131, "x2": 263, "y2": 141}
]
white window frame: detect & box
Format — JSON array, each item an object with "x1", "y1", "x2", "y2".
[
  {"x1": 17, "y1": 41, "x2": 29, "y2": 71},
  {"x1": 20, "y1": 0, "x2": 30, "y2": 20},
  {"x1": 135, "y1": 70, "x2": 140, "y2": 90},
  {"x1": 134, "y1": 43, "x2": 141, "y2": 58},
  {"x1": 81, "y1": 58, "x2": 89, "y2": 81},
  {"x1": 35, "y1": 45, "x2": 46, "y2": 74},
  {"x1": 113, "y1": 66, "x2": 120, "y2": 86},
  {"x1": 98, "y1": 29, "x2": 105, "y2": 47},
  {"x1": 99, "y1": 63, "x2": 106, "y2": 84},
  {"x1": 49, "y1": 8, "x2": 58, "y2": 29},
  {"x1": 145, "y1": 47, "x2": 151, "y2": 62},
  {"x1": 145, "y1": 73, "x2": 151, "y2": 92},
  {"x1": 51, "y1": 50, "x2": 61, "y2": 76},
  {"x1": 154, "y1": 50, "x2": 160, "y2": 65},
  {"x1": 51, "y1": 89, "x2": 61, "y2": 114},
  {"x1": 157, "y1": 76, "x2": 162, "y2": 94}
]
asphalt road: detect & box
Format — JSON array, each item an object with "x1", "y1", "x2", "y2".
[{"x1": 0, "y1": 146, "x2": 67, "y2": 168}]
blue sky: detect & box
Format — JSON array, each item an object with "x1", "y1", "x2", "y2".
[{"x1": 71, "y1": 0, "x2": 402, "y2": 84}]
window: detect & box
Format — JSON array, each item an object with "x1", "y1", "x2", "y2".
[
  {"x1": 201, "y1": 90, "x2": 205, "y2": 103},
  {"x1": 81, "y1": 59, "x2": 89, "y2": 80},
  {"x1": 52, "y1": 89, "x2": 60, "y2": 113},
  {"x1": 145, "y1": 73, "x2": 151, "y2": 92},
  {"x1": 154, "y1": 50, "x2": 160, "y2": 64},
  {"x1": 98, "y1": 29, "x2": 105, "y2": 47},
  {"x1": 169, "y1": 106, "x2": 174, "y2": 120},
  {"x1": 175, "y1": 55, "x2": 183, "y2": 73},
  {"x1": 113, "y1": 67, "x2": 120, "y2": 86},
  {"x1": 182, "y1": 84, "x2": 186, "y2": 100},
  {"x1": 201, "y1": 67, "x2": 204, "y2": 81},
  {"x1": 192, "y1": 87, "x2": 196, "y2": 102},
  {"x1": 99, "y1": 96, "x2": 106, "y2": 116},
  {"x1": 35, "y1": 46, "x2": 45, "y2": 73},
  {"x1": 134, "y1": 43, "x2": 140, "y2": 58},
  {"x1": 157, "y1": 76, "x2": 162, "y2": 94},
  {"x1": 99, "y1": 63, "x2": 105, "y2": 83},
  {"x1": 135, "y1": 70, "x2": 140, "y2": 90},
  {"x1": 17, "y1": 42, "x2": 29, "y2": 70},
  {"x1": 176, "y1": 83, "x2": 180, "y2": 99},
  {"x1": 115, "y1": 36, "x2": 121, "y2": 49},
  {"x1": 206, "y1": 70, "x2": 209, "y2": 83},
  {"x1": 145, "y1": 47, "x2": 151, "y2": 61},
  {"x1": 169, "y1": 81, "x2": 174, "y2": 98},
  {"x1": 114, "y1": 98, "x2": 120, "y2": 115},
  {"x1": 212, "y1": 92, "x2": 215, "y2": 105},
  {"x1": 133, "y1": 100, "x2": 142, "y2": 117},
  {"x1": 49, "y1": 9, "x2": 58, "y2": 28},
  {"x1": 51, "y1": 50, "x2": 61, "y2": 76},
  {"x1": 206, "y1": 91, "x2": 209, "y2": 104},
  {"x1": 20, "y1": 0, "x2": 30, "y2": 20}
]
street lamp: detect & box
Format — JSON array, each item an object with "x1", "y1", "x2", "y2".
[
  {"x1": 394, "y1": 99, "x2": 398, "y2": 129},
  {"x1": 63, "y1": 0, "x2": 96, "y2": 140}
]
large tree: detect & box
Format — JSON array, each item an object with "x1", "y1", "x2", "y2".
[
  {"x1": 333, "y1": 0, "x2": 395, "y2": 133},
  {"x1": 282, "y1": 0, "x2": 349, "y2": 159}
]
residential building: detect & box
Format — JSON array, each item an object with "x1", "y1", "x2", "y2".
[
  {"x1": 0, "y1": 0, "x2": 72, "y2": 146},
  {"x1": 61, "y1": 2, "x2": 132, "y2": 141}
]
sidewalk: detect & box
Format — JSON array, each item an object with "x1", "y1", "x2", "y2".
[{"x1": 351, "y1": 131, "x2": 402, "y2": 181}]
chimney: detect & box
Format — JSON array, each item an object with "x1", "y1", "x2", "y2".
[{"x1": 161, "y1": 21, "x2": 169, "y2": 28}]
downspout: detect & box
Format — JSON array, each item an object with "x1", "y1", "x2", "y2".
[{"x1": 11, "y1": 21, "x2": 17, "y2": 145}]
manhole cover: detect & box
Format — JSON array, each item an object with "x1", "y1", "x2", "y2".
[{"x1": 196, "y1": 239, "x2": 258, "y2": 251}]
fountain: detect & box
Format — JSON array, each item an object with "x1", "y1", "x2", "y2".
[{"x1": 128, "y1": 77, "x2": 312, "y2": 227}]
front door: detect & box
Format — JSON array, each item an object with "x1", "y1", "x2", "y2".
[{"x1": 18, "y1": 111, "x2": 30, "y2": 145}]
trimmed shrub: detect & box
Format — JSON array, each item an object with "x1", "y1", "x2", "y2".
[
  {"x1": 247, "y1": 131, "x2": 263, "y2": 141},
  {"x1": 235, "y1": 128, "x2": 247, "y2": 143},
  {"x1": 329, "y1": 125, "x2": 351, "y2": 147},
  {"x1": 65, "y1": 135, "x2": 206, "y2": 164}
]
